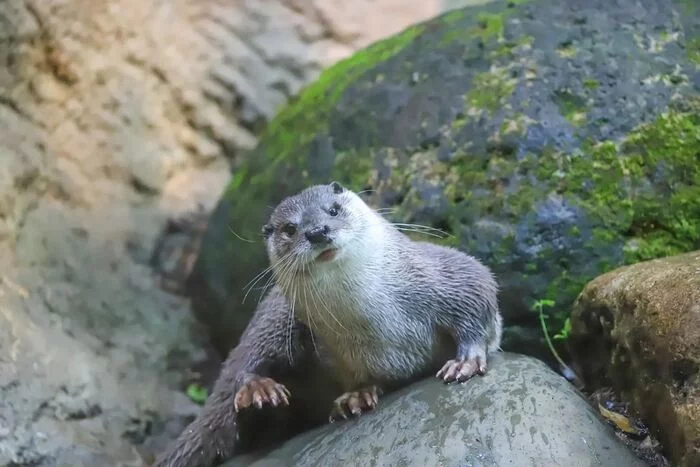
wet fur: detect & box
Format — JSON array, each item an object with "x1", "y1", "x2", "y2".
[{"x1": 153, "y1": 183, "x2": 502, "y2": 467}]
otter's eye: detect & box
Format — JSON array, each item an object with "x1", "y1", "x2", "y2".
[
  {"x1": 281, "y1": 223, "x2": 297, "y2": 236},
  {"x1": 329, "y1": 203, "x2": 340, "y2": 217},
  {"x1": 262, "y1": 224, "x2": 274, "y2": 237}
]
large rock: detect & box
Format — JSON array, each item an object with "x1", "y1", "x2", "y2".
[
  {"x1": 223, "y1": 353, "x2": 646, "y2": 467},
  {"x1": 191, "y1": 0, "x2": 700, "y2": 360},
  {"x1": 569, "y1": 251, "x2": 700, "y2": 467},
  {"x1": 0, "y1": 0, "x2": 459, "y2": 465}
]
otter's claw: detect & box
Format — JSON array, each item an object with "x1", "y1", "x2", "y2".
[
  {"x1": 234, "y1": 376, "x2": 291, "y2": 412},
  {"x1": 436, "y1": 357, "x2": 487, "y2": 383},
  {"x1": 329, "y1": 385, "x2": 382, "y2": 422}
]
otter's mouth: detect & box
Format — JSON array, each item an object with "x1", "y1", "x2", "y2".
[{"x1": 315, "y1": 248, "x2": 339, "y2": 262}]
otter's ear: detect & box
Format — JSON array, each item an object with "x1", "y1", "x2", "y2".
[
  {"x1": 330, "y1": 181, "x2": 344, "y2": 194},
  {"x1": 262, "y1": 224, "x2": 274, "y2": 239}
]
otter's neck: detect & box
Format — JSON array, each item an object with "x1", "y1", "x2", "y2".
[{"x1": 290, "y1": 214, "x2": 409, "y2": 337}]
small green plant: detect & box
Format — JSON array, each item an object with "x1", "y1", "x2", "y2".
[
  {"x1": 532, "y1": 299, "x2": 568, "y2": 369},
  {"x1": 186, "y1": 383, "x2": 208, "y2": 405},
  {"x1": 553, "y1": 317, "x2": 572, "y2": 341}
]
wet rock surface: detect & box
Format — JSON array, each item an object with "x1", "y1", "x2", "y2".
[
  {"x1": 570, "y1": 250, "x2": 700, "y2": 467},
  {"x1": 193, "y1": 0, "x2": 700, "y2": 361},
  {"x1": 223, "y1": 353, "x2": 646, "y2": 467}
]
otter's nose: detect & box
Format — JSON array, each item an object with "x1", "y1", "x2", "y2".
[{"x1": 305, "y1": 225, "x2": 331, "y2": 244}]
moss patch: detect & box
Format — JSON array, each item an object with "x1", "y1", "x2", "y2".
[
  {"x1": 583, "y1": 78, "x2": 600, "y2": 89},
  {"x1": 619, "y1": 107, "x2": 700, "y2": 262},
  {"x1": 439, "y1": 102, "x2": 699, "y2": 339},
  {"x1": 472, "y1": 12, "x2": 506, "y2": 41},
  {"x1": 554, "y1": 89, "x2": 587, "y2": 125},
  {"x1": 544, "y1": 105, "x2": 700, "y2": 264},
  {"x1": 688, "y1": 37, "x2": 700, "y2": 64},
  {"x1": 331, "y1": 148, "x2": 375, "y2": 191},
  {"x1": 439, "y1": 1, "x2": 536, "y2": 47},
  {"x1": 259, "y1": 23, "x2": 425, "y2": 165},
  {"x1": 464, "y1": 68, "x2": 517, "y2": 114},
  {"x1": 440, "y1": 9, "x2": 468, "y2": 25}
]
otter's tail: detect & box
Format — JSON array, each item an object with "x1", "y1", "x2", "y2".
[{"x1": 152, "y1": 392, "x2": 240, "y2": 467}]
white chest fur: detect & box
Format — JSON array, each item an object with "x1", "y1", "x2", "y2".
[{"x1": 294, "y1": 260, "x2": 439, "y2": 389}]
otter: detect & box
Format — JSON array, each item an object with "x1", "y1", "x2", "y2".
[{"x1": 154, "y1": 182, "x2": 502, "y2": 467}]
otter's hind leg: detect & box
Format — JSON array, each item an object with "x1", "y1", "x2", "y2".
[
  {"x1": 436, "y1": 306, "x2": 502, "y2": 384},
  {"x1": 436, "y1": 340, "x2": 488, "y2": 383},
  {"x1": 328, "y1": 385, "x2": 383, "y2": 422}
]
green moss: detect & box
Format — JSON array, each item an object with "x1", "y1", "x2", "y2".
[
  {"x1": 688, "y1": 38, "x2": 700, "y2": 64},
  {"x1": 440, "y1": 9, "x2": 467, "y2": 24},
  {"x1": 489, "y1": 35, "x2": 535, "y2": 59},
  {"x1": 537, "y1": 106, "x2": 700, "y2": 264},
  {"x1": 439, "y1": 2, "x2": 536, "y2": 47},
  {"x1": 439, "y1": 11, "x2": 507, "y2": 46},
  {"x1": 259, "y1": 23, "x2": 425, "y2": 164},
  {"x1": 473, "y1": 12, "x2": 505, "y2": 41},
  {"x1": 618, "y1": 108, "x2": 700, "y2": 262},
  {"x1": 583, "y1": 78, "x2": 600, "y2": 89},
  {"x1": 554, "y1": 89, "x2": 587, "y2": 125},
  {"x1": 464, "y1": 68, "x2": 517, "y2": 114},
  {"x1": 451, "y1": 114, "x2": 468, "y2": 131},
  {"x1": 331, "y1": 148, "x2": 375, "y2": 191},
  {"x1": 445, "y1": 104, "x2": 698, "y2": 338}
]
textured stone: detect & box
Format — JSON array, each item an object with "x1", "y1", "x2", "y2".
[
  {"x1": 224, "y1": 353, "x2": 646, "y2": 467},
  {"x1": 570, "y1": 251, "x2": 700, "y2": 467}
]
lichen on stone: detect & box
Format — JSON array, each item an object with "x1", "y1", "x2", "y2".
[{"x1": 464, "y1": 67, "x2": 517, "y2": 115}]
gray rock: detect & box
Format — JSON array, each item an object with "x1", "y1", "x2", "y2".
[{"x1": 223, "y1": 353, "x2": 646, "y2": 467}]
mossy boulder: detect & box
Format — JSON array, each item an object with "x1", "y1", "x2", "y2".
[
  {"x1": 190, "y1": 0, "x2": 700, "y2": 359},
  {"x1": 569, "y1": 250, "x2": 700, "y2": 467}
]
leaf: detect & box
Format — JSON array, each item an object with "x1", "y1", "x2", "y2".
[
  {"x1": 553, "y1": 317, "x2": 572, "y2": 340},
  {"x1": 531, "y1": 298, "x2": 556, "y2": 311},
  {"x1": 186, "y1": 383, "x2": 208, "y2": 404},
  {"x1": 597, "y1": 403, "x2": 645, "y2": 436}
]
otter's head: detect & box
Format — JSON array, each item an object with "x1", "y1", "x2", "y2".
[{"x1": 262, "y1": 181, "x2": 373, "y2": 276}]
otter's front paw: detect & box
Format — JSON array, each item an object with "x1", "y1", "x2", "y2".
[
  {"x1": 328, "y1": 385, "x2": 382, "y2": 422},
  {"x1": 436, "y1": 357, "x2": 487, "y2": 383},
  {"x1": 233, "y1": 375, "x2": 291, "y2": 411}
]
